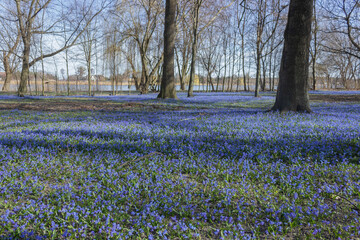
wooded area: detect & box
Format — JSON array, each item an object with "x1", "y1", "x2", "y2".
[
  {"x1": 0, "y1": 0, "x2": 359, "y2": 104},
  {"x1": 1, "y1": 1, "x2": 360, "y2": 239}
]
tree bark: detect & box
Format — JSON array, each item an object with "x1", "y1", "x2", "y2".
[
  {"x1": 158, "y1": 0, "x2": 177, "y2": 99},
  {"x1": 271, "y1": 0, "x2": 313, "y2": 113},
  {"x1": 18, "y1": 43, "x2": 31, "y2": 97},
  {"x1": 187, "y1": 1, "x2": 200, "y2": 97},
  {"x1": 2, "y1": 59, "x2": 12, "y2": 91},
  {"x1": 15, "y1": 0, "x2": 105, "y2": 97}
]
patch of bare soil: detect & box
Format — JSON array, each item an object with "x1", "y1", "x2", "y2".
[
  {"x1": 310, "y1": 94, "x2": 360, "y2": 102},
  {"x1": 0, "y1": 101, "x2": 186, "y2": 112}
]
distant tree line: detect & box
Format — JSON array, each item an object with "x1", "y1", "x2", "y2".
[{"x1": 0, "y1": 0, "x2": 359, "y2": 98}]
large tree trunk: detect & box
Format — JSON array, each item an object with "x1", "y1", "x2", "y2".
[
  {"x1": 2, "y1": 74, "x2": 12, "y2": 92},
  {"x1": 2, "y1": 59, "x2": 12, "y2": 91},
  {"x1": 180, "y1": 68, "x2": 187, "y2": 91},
  {"x1": 140, "y1": 69, "x2": 149, "y2": 94},
  {"x1": 271, "y1": 0, "x2": 313, "y2": 113},
  {"x1": 18, "y1": 44, "x2": 31, "y2": 97},
  {"x1": 158, "y1": 0, "x2": 177, "y2": 99}
]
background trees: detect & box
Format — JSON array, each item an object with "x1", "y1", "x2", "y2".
[
  {"x1": 0, "y1": 0, "x2": 359, "y2": 95},
  {"x1": 0, "y1": 0, "x2": 109, "y2": 96},
  {"x1": 116, "y1": 0, "x2": 164, "y2": 94},
  {"x1": 0, "y1": 5, "x2": 20, "y2": 92}
]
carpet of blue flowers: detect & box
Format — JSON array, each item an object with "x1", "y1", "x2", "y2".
[{"x1": 0, "y1": 92, "x2": 359, "y2": 239}]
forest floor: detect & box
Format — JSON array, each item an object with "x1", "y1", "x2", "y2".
[
  {"x1": 0, "y1": 91, "x2": 359, "y2": 239},
  {"x1": 0, "y1": 92, "x2": 359, "y2": 112},
  {"x1": 0, "y1": 100, "x2": 185, "y2": 112}
]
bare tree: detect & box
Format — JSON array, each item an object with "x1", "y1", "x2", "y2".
[
  {"x1": 321, "y1": 0, "x2": 360, "y2": 59},
  {"x1": 105, "y1": 26, "x2": 118, "y2": 95},
  {"x1": 251, "y1": 0, "x2": 284, "y2": 97},
  {"x1": 61, "y1": 10, "x2": 73, "y2": 96},
  {"x1": 310, "y1": 0, "x2": 318, "y2": 90},
  {"x1": 116, "y1": 0, "x2": 164, "y2": 94},
  {"x1": 199, "y1": 24, "x2": 222, "y2": 92},
  {"x1": 78, "y1": 8, "x2": 101, "y2": 96},
  {"x1": 0, "y1": 5, "x2": 21, "y2": 91},
  {"x1": 188, "y1": 0, "x2": 238, "y2": 97},
  {"x1": 239, "y1": 1, "x2": 248, "y2": 91},
  {"x1": 4, "y1": 0, "x2": 109, "y2": 96},
  {"x1": 175, "y1": 0, "x2": 193, "y2": 91}
]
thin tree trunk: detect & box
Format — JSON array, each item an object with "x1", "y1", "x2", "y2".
[
  {"x1": 222, "y1": 38, "x2": 227, "y2": 92},
  {"x1": 95, "y1": 39, "x2": 99, "y2": 92},
  {"x1": 236, "y1": 52, "x2": 241, "y2": 92},
  {"x1": 241, "y1": 12, "x2": 247, "y2": 91},
  {"x1": 254, "y1": 1, "x2": 263, "y2": 98},
  {"x1": 54, "y1": 58, "x2": 58, "y2": 95},
  {"x1": 227, "y1": 47, "x2": 232, "y2": 91},
  {"x1": 41, "y1": 9, "x2": 45, "y2": 96},
  {"x1": 65, "y1": 48, "x2": 70, "y2": 96},
  {"x1": 269, "y1": 50, "x2": 273, "y2": 91},
  {"x1": 87, "y1": 60, "x2": 92, "y2": 96},
  {"x1": 175, "y1": 50, "x2": 186, "y2": 91},
  {"x1": 33, "y1": 64, "x2": 38, "y2": 95},
  {"x1": 188, "y1": 1, "x2": 200, "y2": 97},
  {"x1": 312, "y1": 0, "x2": 317, "y2": 90},
  {"x1": 41, "y1": 55, "x2": 45, "y2": 96},
  {"x1": 255, "y1": 51, "x2": 261, "y2": 97},
  {"x1": 272, "y1": 51, "x2": 277, "y2": 91},
  {"x1": 261, "y1": 56, "x2": 267, "y2": 91},
  {"x1": 231, "y1": 34, "x2": 236, "y2": 92}
]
